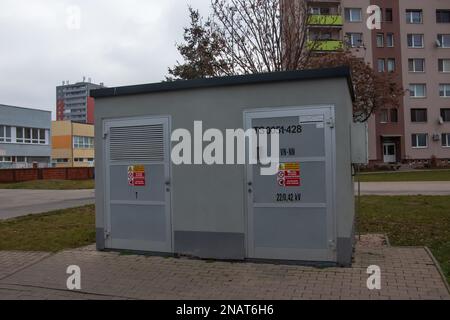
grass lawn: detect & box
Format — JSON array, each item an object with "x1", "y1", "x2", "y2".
[
  {"x1": 357, "y1": 196, "x2": 450, "y2": 284},
  {"x1": 357, "y1": 170, "x2": 450, "y2": 182},
  {"x1": 0, "y1": 179, "x2": 95, "y2": 190},
  {"x1": 0, "y1": 205, "x2": 95, "y2": 252}
]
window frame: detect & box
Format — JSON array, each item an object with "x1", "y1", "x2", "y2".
[
  {"x1": 386, "y1": 33, "x2": 394, "y2": 47},
  {"x1": 387, "y1": 58, "x2": 396, "y2": 72},
  {"x1": 73, "y1": 136, "x2": 94, "y2": 149},
  {"x1": 439, "y1": 59, "x2": 450, "y2": 72},
  {"x1": 409, "y1": 84, "x2": 427, "y2": 98},
  {"x1": 345, "y1": 8, "x2": 362, "y2": 22},
  {"x1": 346, "y1": 33, "x2": 363, "y2": 48},
  {"x1": 436, "y1": 10, "x2": 450, "y2": 23},
  {"x1": 0, "y1": 125, "x2": 12, "y2": 143},
  {"x1": 377, "y1": 59, "x2": 386, "y2": 72},
  {"x1": 376, "y1": 33, "x2": 384, "y2": 48},
  {"x1": 442, "y1": 133, "x2": 450, "y2": 148},
  {"x1": 406, "y1": 9, "x2": 423, "y2": 24},
  {"x1": 440, "y1": 84, "x2": 450, "y2": 97},
  {"x1": 408, "y1": 58, "x2": 425, "y2": 73},
  {"x1": 438, "y1": 34, "x2": 450, "y2": 48},
  {"x1": 441, "y1": 108, "x2": 450, "y2": 122},
  {"x1": 411, "y1": 108, "x2": 428, "y2": 123},
  {"x1": 412, "y1": 133, "x2": 428, "y2": 149},
  {"x1": 380, "y1": 108, "x2": 389, "y2": 123},
  {"x1": 407, "y1": 34, "x2": 424, "y2": 48},
  {"x1": 385, "y1": 8, "x2": 393, "y2": 22},
  {"x1": 390, "y1": 108, "x2": 399, "y2": 123}
]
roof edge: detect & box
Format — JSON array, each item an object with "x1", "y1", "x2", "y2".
[
  {"x1": 0, "y1": 104, "x2": 52, "y2": 113},
  {"x1": 90, "y1": 66, "x2": 355, "y2": 101}
]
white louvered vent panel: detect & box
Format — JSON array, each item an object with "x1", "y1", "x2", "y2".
[{"x1": 109, "y1": 125, "x2": 165, "y2": 162}]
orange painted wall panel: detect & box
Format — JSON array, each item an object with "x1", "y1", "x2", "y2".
[{"x1": 52, "y1": 135, "x2": 72, "y2": 149}]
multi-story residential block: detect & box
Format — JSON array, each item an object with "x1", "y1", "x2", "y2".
[
  {"x1": 51, "y1": 121, "x2": 94, "y2": 168},
  {"x1": 399, "y1": 1, "x2": 450, "y2": 164},
  {"x1": 56, "y1": 79, "x2": 105, "y2": 124},
  {"x1": 0, "y1": 104, "x2": 51, "y2": 168},
  {"x1": 304, "y1": 0, "x2": 450, "y2": 164}
]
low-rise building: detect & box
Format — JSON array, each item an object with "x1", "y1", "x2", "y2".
[
  {"x1": 0, "y1": 104, "x2": 52, "y2": 168},
  {"x1": 51, "y1": 121, "x2": 94, "y2": 167}
]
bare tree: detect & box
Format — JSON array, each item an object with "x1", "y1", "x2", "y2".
[
  {"x1": 169, "y1": 1, "x2": 404, "y2": 122},
  {"x1": 210, "y1": 0, "x2": 315, "y2": 74}
]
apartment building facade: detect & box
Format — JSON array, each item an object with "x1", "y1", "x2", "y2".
[
  {"x1": 51, "y1": 121, "x2": 95, "y2": 168},
  {"x1": 0, "y1": 104, "x2": 51, "y2": 168},
  {"x1": 306, "y1": 0, "x2": 450, "y2": 164},
  {"x1": 56, "y1": 80, "x2": 105, "y2": 124}
]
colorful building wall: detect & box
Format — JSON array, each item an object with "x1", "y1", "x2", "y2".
[{"x1": 51, "y1": 121, "x2": 95, "y2": 167}]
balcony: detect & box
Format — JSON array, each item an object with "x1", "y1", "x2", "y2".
[
  {"x1": 308, "y1": 15, "x2": 343, "y2": 26},
  {"x1": 307, "y1": 40, "x2": 343, "y2": 51}
]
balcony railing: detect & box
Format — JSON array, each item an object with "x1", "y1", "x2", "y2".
[
  {"x1": 307, "y1": 40, "x2": 343, "y2": 51},
  {"x1": 308, "y1": 15, "x2": 343, "y2": 26}
]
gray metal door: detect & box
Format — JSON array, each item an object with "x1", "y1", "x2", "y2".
[
  {"x1": 104, "y1": 116, "x2": 172, "y2": 253},
  {"x1": 245, "y1": 106, "x2": 336, "y2": 262}
]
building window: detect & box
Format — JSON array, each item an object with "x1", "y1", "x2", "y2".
[
  {"x1": 73, "y1": 136, "x2": 94, "y2": 149},
  {"x1": 407, "y1": 34, "x2": 424, "y2": 48},
  {"x1": 385, "y1": 8, "x2": 393, "y2": 22},
  {"x1": 439, "y1": 59, "x2": 450, "y2": 72},
  {"x1": 376, "y1": 33, "x2": 384, "y2": 47},
  {"x1": 24, "y1": 128, "x2": 31, "y2": 144},
  {"x1": 411, "y1": 108, "x2": 428, "y2": 122},
  {"x1": 408, "y1": 58, "x2": 425, "y2": 72},
  {"x1": 345, "y1": 8, "x2": 362, "y2": 22},
  {"x1": 437, "y1": 34, "x2": 450, "y2": 48},
  {"x1": 387, "y1": 58, "x2": 396, "y2": 72},
  {"x1": 440, "y1": 84, "x2": 450, "y2": 97},
  {"x1": 406, "y1": 10, "x2": 423, "y2": 24},
  {"x1": 16, "y1": 157, "x2": 26, "y2": 163},
  {"x1": 441, "y1": 108, "x2": 450, "y2": 122},
  {"x1": 436, "y1": 10, "x2": 450, "y2": 23},
  {"x1": 390, "y1": 109, "x2": 398, "y2": 123},
  {"x1": 39, "y1": 129, "x2": 46, "y2": 144},
  {"x1": 409, "y1": 84, "x2": 427, "y2": 98},
  {"x1": 386, "y1": 33, "x2": 394, "y2": 47},
  {"x1": 53, "y1": 158, "x2": 69, "y2": 163},
  {"x1": 0, "y1": 125, "x2": 12, "y2": 143},
  {"x1": 15, "y1": 127, "x2": 47, "y2": 144},
  {"x1": 377, "y1": 59, "x2": 385, "y2": 72},
  {"x1": 346, "y1": 33, "x2": 363, "y2": 48},
  {"x1": 412, "y1": 134, "x2": 428, "y2": 148},
  {"x1": 442, "y1": 134, "x2": 450, "y2": 147},
  {"x1": 311, "y1": 7, "x2": 331, "y2": 15},
  {"x1": 16, "y1": 127, "x2": 23, "y2": 143},
  {"x1": 380, "y1": 109, "x2": 389, "y2": 123},
  {"x1": 0, "y1": 157, "x2": 13, "y2": 163}
]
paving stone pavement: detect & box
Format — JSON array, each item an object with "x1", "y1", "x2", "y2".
[
  {"x1": 0, "y1": 245, "x2": 449, "y2": 300},
  {"x1": 0, "y1": 251, "x2": 51, "y2": 280}
]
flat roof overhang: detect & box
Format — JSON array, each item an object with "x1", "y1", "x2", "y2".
[{"x1": 90, "y1": 66, "x2": 355, "y2": 102}]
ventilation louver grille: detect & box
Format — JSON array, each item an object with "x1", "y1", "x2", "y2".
[{"x1": 110, "y1": 125, "x2": 164, "y2": 162}]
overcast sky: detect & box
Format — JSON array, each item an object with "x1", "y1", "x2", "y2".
[{"x1": 0, "y1": 0, "x2": 211, "y2": 118}]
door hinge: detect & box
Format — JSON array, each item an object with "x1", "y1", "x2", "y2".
[
  {"x1": 326, "y1": 117, "x2": 335, "y2": 129},
  {"x1": 104, "y1": 230, "x2": 110, "y2": 239},
  {"x1": 103, "y1": 130, "x2": 108, "y2": 139}
]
